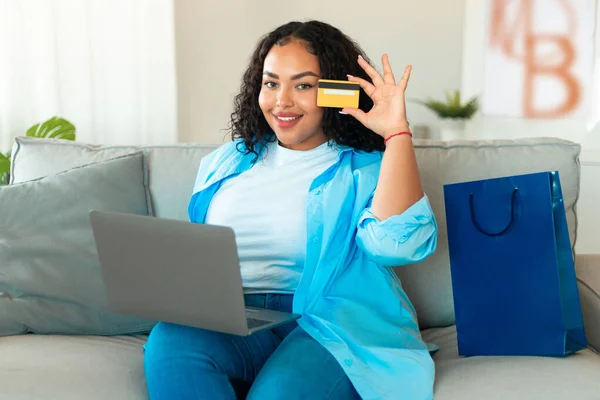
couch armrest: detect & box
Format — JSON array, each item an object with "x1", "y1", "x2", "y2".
[{"x1": 576, "y1": 254, "x2": 600, "y2": 353}]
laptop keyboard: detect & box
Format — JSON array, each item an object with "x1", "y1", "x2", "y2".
[{"x1": 246, "y1": 317, "x2": 273, "y2": 329}]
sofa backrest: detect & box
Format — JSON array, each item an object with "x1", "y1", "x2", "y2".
[
  {"x1": 10, "y1": 138, "x2": 217, "y2": 221},
  {"x1": 10, "y1": 136, "x2": 581, "y2": 329}
]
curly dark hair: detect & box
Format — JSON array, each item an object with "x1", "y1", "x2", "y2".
[{"x1": 228, "y1": 20, "x2": 384, "y2": 158}]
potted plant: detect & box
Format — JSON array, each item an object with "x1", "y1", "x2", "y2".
[
  {"x1": 0, "y1": 116, "x2": 76, "y2": 185},
  {"x1": 416, "y1": 90, "x2": 478, "y2": 141}
]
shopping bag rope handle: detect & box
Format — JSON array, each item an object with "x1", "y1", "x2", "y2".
[{"x1": 469, "y1": 188, "x2": 519, "y2": 237}]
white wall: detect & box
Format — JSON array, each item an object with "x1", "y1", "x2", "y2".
[{"x1": 174, "y1": 0, "x2": 466, "y2": 144}]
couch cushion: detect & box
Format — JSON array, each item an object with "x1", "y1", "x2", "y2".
[
  {"x1": 0, "y1": 334, "x2": 148, "y2": 400},
  {"x1": 423, "y1": 326, "x2": 600, "y2": 400},
  {"x1": 10, "y1": 137, "x2": 217, "y2": 221},
  {"x1": 0, "y1": 152, "x2": 155, "y2": 335},
  {"x1": 397, "y1": 138, "x2": 580, "y2": 328}
]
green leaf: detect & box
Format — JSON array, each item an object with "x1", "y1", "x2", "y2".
[
  {"x1": 445, "y1": 91, "x2": 454, "y2": 107},
  {"x1": 26, "y1": 117, "x2": 76, "y2": 141},
  {"x1": 454, "y1": 91, "x2": 461, "y2": 107},
  {"x1": 0, "y1": 152, "x2": 10, "y2": 185}
]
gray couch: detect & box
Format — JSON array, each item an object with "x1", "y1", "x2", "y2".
[{"x1": 1, "y1": 136, "x2": 599, "y2": 399}]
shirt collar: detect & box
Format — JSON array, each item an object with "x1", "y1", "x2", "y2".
[{"x1": 198, "y1": 133, "x2": 359, "y2": 193}]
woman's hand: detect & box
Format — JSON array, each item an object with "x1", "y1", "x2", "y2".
[{"x1": 342, "y1": 54, "x2": 411, "y2": 139}]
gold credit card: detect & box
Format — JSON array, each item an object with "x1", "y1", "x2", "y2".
[{"x1": 317, "y1": 79, "x2": 360, "y2": 108}]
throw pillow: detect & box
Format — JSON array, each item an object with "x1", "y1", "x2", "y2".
[{"x1": 0, "y1": 152, "x2": 156, "y2": 335}]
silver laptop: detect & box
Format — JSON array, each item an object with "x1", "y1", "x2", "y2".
[{"x1": 89, "y1": 210, "x2": 301, "y2": 336}]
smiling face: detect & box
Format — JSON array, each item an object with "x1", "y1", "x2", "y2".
[{"x1": 258, "y1": 39, "x2": 327, "y2": 151}]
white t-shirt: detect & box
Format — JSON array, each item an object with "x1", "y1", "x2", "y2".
[{"x1": 204, "y1": 139, "x2": 339, "y2": 293}]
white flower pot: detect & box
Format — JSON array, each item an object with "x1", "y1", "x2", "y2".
[{"x1": 439, "y1": 118, "x2": 466, "y2": 141}]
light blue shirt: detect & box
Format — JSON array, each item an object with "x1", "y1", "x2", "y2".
[{"x1": 189, "y1": 137, "x2": 438, "y2": 400}]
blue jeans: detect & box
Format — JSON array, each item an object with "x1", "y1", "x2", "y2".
[{"x1": 143, "y1": 294, "x2": 360, "y2": 400}]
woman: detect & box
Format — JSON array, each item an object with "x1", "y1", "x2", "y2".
[{"x1": 144, "y1": 20, "x2": 438, "y2": 400}]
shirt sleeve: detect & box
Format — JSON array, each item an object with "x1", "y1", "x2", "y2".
[{"x1": 355, "y1": 194, "x2": 438, "y2": 267}]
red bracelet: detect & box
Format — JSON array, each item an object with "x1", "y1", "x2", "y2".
[{"x1": 384, "y1": 131, "x2": 412, "y2": 145}]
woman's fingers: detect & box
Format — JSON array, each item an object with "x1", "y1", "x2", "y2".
[
  {"x1": 340, "y1": 106, "x2": 368, "y2": 126},
  {"x1": 357, "y1": 55, "x2": 384, "y2": 86},
  {"x1": 398, "y1": 65, "x2": 412, "y2": 91},
  {"x1": 346, "y1": 74, "x2": 376, "y2": 98},
  {"x1": 381, "y1": 54, "x2": 396, "y2": 84}
]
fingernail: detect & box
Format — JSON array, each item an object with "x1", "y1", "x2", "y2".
[
  {"x1": 358, "y1": 55, "x2": 363, "y2": 59},
  {"x1": 339, "y1": 111, "x2": 348, "y2": 115},
  {"x1": 347, "y1": 74, "x2": 353, "y2": 78}
]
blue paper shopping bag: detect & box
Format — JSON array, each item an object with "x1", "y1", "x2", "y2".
[{"x1": 443, "y1": 171, "x2": 587, "y2": 357}]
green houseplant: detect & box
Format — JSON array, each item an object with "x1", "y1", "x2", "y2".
[
  {"x1": 0, "y1": 116, "x2": 76, "y2": 185},
  {"x1": 416, "y1": 90, "x2": 478, "y2": 141}
]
